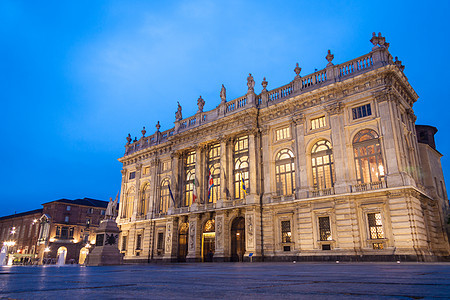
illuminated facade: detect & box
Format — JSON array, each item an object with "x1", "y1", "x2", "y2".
[{"x1": 117, "y1": 33, "x2": 450, "y2": 262}]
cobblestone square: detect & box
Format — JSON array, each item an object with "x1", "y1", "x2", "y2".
[{"x1": 1, "y1": 262, "x2": 449, "y2": 299}]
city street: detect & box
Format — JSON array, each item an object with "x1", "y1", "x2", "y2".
[{"x1": 0, "y1": 262, "x2": 449, "y2": 299}]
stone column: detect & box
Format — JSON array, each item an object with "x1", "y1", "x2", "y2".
[
  {"x1": 293, "y1": 114, "x2": 308, "y2": 199},
  {"x1": 261, "y1": 126, "x2": 272, "y2": 203},
  {"x1": 218, "y1": 138, "x2": 228, "y2": 207},
  {"x1": 131, "y1": 164, "x2": 142, "y2": 221},
  {"x1": 118, "y1": 169, "x2": 127, "y2": 220},
  {"x1": 247, "y1": 130, "x2": 258, "y2": 204},
  {"x1": 171, "y1": 153, "x2": 181, "y2": 209},
  {"x1": 186, "y1": 215, "x2": 201, "y2": 262},
  {"x1": 148, "y1": 159, "x2": 158, "y2": 218},
  {"x1": 375, "y1": 92, "x2": 403, "y2": 187},
  {"x1": 325, "y1": 102, "x2": 350, "y2": 193}
]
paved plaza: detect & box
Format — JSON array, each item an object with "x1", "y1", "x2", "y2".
[{"x1": 1, "y1": 262, "x2": 449, "y2": 299}]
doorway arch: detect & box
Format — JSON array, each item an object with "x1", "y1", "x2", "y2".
[
  {"x1": 178, "y1": 223, "x2": 189, "y2": 262},
  {"x1": 79, "y1": 247, "x2": 89, "y2": 264},
  {"x1": 231, "y1": 217, "x2": 245, "y2": 262},
  {"x1": 57, "y1": 246, "x2": 67, "y2": 265},
  {"x1": 202, "y1": 219, "x2": 215, "y2": 262}
]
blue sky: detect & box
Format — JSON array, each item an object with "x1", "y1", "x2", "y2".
[{"x1": 1, "y1": 0, "x2": 449, "y2": 215}]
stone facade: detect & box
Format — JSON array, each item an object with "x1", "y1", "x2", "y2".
[{"x1": 117, "y1": 33, "x2": 450, "y2": 263}]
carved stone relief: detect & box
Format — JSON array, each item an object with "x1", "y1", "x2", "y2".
[
  {"x1": 189, "y1": 220, "x2": 196, "y2": 252},
  {"x1": 246, "y1": 214, "x2": 254, "y2": 248},
  {"x1": 165, "y1": 222, "x2": 172, "y2": 253},
  {"x1": 216, "y1": 215, "x2": 223, "y2": 250}
]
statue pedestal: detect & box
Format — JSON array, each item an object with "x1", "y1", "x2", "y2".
[{"x1": 86, "y1": 219, "x2": 123, "y2": 266}]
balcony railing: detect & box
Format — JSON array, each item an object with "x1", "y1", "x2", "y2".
[
  {"x1": 351, "y1": 181, "x2": 386, "y2": 192},
  {"x1": 308, "y1": 187, "x2": 335, "y2": 198}
]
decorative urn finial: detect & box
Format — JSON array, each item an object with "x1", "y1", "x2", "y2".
[
  {"x1": 326, "y1": 50, "x2": 334, "y2": 67},
  {"x1": 294, "y1": 63, "x2": 301, "y2": 79},
  {"x1": 141, "y1": 126, "x2": 146, "y2": 137},
  {"x1": 261, "y1": 77, "x2": 268, "y2": 91}
]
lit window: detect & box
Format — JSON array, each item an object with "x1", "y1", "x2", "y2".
[
  {"x1": 129, "y1": 172, "x2": 136, "y2": 180},
  {"x1": 352, "y1": 104, "x2": 372, "y2": 120},
  {"x1": 86, "y1": 219, "x2": 90, "y2": 225},
  {"x1": 162, "y1": 161, "x2": 171, "y2": 172},
  {"x1": 319, "y1": 216, "x2": 332, "y2": 241},
  {"x1": 311, "y1": 140, "x2": 335, "y2": 190},
  {"x1": 367, "y1": 213, "x2": 384, "y2": 239},
  {"x1": 55, "y1": 226, "x2": 61, "y2": 238},
  {"x1": 353, "y1": 129, "x2": 385, "y2": 183},
  {"x1": 275, "y1": 127, "x2": 290, "y2": 141},
  {"x1": 184, "y1": 151, "x2": 196, "y2": 207},
  {"x1": 61, "y1": 226, "x2": 68, "y2": 238},
  {"x1": 234, "y1": 136, "x2": 249, "y2": 199},
  {"x1": 281, "y1": 220, "x2": 292, "y2": 243},
  {"x1": 159, "y1": 179, "x2": 170, "y2": 213},
  {"x1": 311, "y1": 116, "x2": 326, "y2": 130},
  {"x1": 275, "y1": 149, "x2": 295, "y2": 196},
  {"x1": 207, "y1": 144, "x2": 220, "y2": 203},
  {"x1": 143, "y1": 166, "x2": 150, "y2": 176}
]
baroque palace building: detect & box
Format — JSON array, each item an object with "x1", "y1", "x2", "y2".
[{"x1": 117, "y1": 33, "x2": 450, "y2": 263}]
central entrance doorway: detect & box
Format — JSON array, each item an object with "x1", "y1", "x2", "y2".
[
  {"x1": 178, "y1": 223, "x2": 189, "y2": 262},
  {"x1": 202, "y1": 219, "x2": 215, "y2": 262},
  {"x1": 231, "y1": 217, "x2": 245, "y2": 262}
]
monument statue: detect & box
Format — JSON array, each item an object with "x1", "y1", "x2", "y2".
[
  {"x1": 197, "y1": 96, "x2": 205, "y2": 113},
  {"x1": 247, "y1": 73, "x2": 255, "y2": 92},
  {"x1": 175, "y1": 102, "x2": 182, "y2": 121},
  {"x1": 220, "y1": 84, "x2": 226, "y2": 103},
  {"x1": 105, "y1": 192, "x2": 119, "y2": 219}
]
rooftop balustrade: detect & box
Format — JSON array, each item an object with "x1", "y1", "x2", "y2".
[{"x1": 124, "y1": 33, "x2": 399, "y2": 156}]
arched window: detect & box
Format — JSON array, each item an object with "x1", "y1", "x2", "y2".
[
  {"x1": 353, "y1": 129, "x2": 385, "y2": 183},
  {"x1": 207, "y1": 144, "x2": 220, "y2": 203},
  {"x1": 311, "y1": 140, "x2": 335, "y2": 190},
  {"x1": 139, "y1": 183, "x2": 150, "y2": 216},
  {"x1": 275, "y1": 149, "x2": 295, "y2": 196},
  {"x1": 184, "y1": 151, "x2": 196, "y2": 207},
  {"x1": 160, "y1": 179, "x2": 170, "y2": 214},
  {"x1": 234, "y1": 136, "x2": 249, "y2": 199}
]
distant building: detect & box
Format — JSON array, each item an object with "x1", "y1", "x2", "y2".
[
  {"x1": 37, "y1": 198, "x2": 108, "y2": 264},
  {"x1": 0, "y1": 209, "x2": 42, "y2": 264},
  {"x1": 117, "y1": 33, "x2": 450, "y2": 262},
  {"x1": 0, "y1": 198, "x2": 108, "y2": 265}
]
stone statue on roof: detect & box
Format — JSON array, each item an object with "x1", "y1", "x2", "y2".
[
  {"x1": 197, "y1": 96, "x2": 205, "y2": 113},
  {"x1": 175, "y1": 102, "x2": 182, "y2": 121},
  {"x1": 220, "y1": 84, "x2": 226, "y2": 103},
  {"x1": 247, "y1": 73, "x2": 255, "y2": 92}
]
